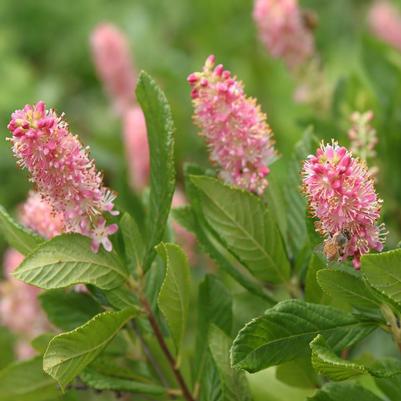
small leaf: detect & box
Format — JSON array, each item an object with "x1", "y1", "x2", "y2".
[
  {"x1": 136, "y1": 72, "x2": 175, "y2": 272},
  {"x1": 190, "y1": 175, "x2": 290, "y2": 283},
  {"x1": 0, "y1": 205, "x2": 43, "y2": 255},
  {"x1": 156, "y1": 242, "x2": 190, "y2": 355},
  {"x1": 43, "y1": 307, "x2": 137, "y2": 389},
  {"x1": 373, "y1": 358, "x2": 401, "y2": 400},
  {"x1": 317, "y1": 269, "x2": 380, "y2": 310},
  {"x1": 103, "y1": 286, "x2": 138, "y2": 310},
  {"x1": 231, "y1": 299, "x2": 376, "y2": 373},
  {"x1": 362, "y1": 249, "x2": 401, "y2": 307},
  {"x1": 39, "y1": 289, "x2": 102, "y2": 330},
  {"x1": 120, "y1": 212, "x2": 145, "y2": 274},
  {"x1": 80, "y1": 368, "x2": 166, "y2": 395},
  {"x1": 14, "y1": 234, "x2": 127, "y2": 290},
  {"x1": 310, "y1": 335, "x2": 401, "y2": 381},
  {"x1": 0, "y1": 357, "x2": 59, "y2": 401},
  {"x1": 307, "y1": 382, "x2": 385, "y2": 401},
  {"x1": 208, "y1": 325, "x2": 252, "y2": 401}
]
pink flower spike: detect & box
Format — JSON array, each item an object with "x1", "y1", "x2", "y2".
[
  {"x1": 253, "y1": 0, "x2": 315, "y2": 69},
  {"x1": 188, "y1": 55, "x2": 277, "y2": 195},
  {"x1": 368, "y1": 1, "x2": 401, "y2": 53},
  {"x1": 90, "y1": 23, "x2": 136, "y2": 115},
  {"x1": 7, "y1": 101, "x2": 119, "y2": 252},
  {"x1": 302, "y1": 141, "x2": 386, "y2": 269}
]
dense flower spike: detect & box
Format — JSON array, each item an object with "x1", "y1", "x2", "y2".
[
  {"x1": 368, "y1": 1, "x2": 401, "y2": 53},
  {"x1": 91, "y1": 23, "x2": 136, "y2": 114},
  {"x1": 302, "y1": 141, "x2": 386, "y2": 268},
  {"x1": 253, "y1": 0, "x2": 315, "y2": 69},
  {"x1": 123, "y1": 106, "x2": 149, "y2": 191},
  {"x1": 188, "y1": 55, "x2": 276, "y2": 195},
  {"x1": 7, "y1": 101, "x2": 118, "y2": 252}
]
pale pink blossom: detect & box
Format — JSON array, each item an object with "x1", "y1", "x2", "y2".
[
  {"x1": 188, "y1": 55, "x2": 276, "y2": 195},
  {"x1": 90, "y1": 23, "x2": 136, "y2": 115},
  {"x1": 368, "y1": 1, "x2": 401, "y2": 52},
  {"x1": 7, "y1": 101, "x2": 118, "y2": 252},
  {"x1": 19, "y1": 191, "x2": 64, "y2": 239},
  {"x1": 302, "y1": 141, "x2": 386, "y2": 269},
  {"x1": 253, "y1": 0, "x2": 315, "y2": 69},
  {"x1": 123, "y1": 106, "x2": 149, "y2": 191},
  {"x1": 1, "y1": 249, "x2": 49, "y2": 359}
]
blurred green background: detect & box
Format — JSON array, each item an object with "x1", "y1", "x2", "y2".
[{"x1": 1, "y1": 0, "x2": 401, "y2": 244}]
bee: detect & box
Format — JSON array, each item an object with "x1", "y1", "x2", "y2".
[{"x1": 323, "y1": 230, "x2": 351, "y2": 261}]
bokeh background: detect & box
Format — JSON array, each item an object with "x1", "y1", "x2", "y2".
[{"x1": 1, "y1": 0, "x2": 401, "y2": 399}]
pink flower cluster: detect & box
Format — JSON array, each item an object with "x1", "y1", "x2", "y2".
[
  {"x1": 7, "y1": 101, "x2": 118, "y2": 252},
  {"x1": 302, "y1": 141, "x2": 386, "y2": 268},
  {"x1": 90, "y1": 23, "x2": 137, "y2": 115},
  {"x1": 1, "y1": 249, "x2": 49, "y2": 359},
  {"x1": 368, "y1": 1, "x2": 401, "y2": 53},
  {"x1": 188, "y1": 55, "x2": 276, "y2": 195},
  {"x1": 253, "y1": 0, "x2": 315, "y2": 69}
]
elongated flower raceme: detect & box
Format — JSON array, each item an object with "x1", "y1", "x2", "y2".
[
  {"x1": 302, "y1": 141, "x2": 386, "y2": 269},
  {"x1": 90, "y1": 23, "x2": 136, "y2": 115},
  {"x1": 7, "y1": 101, "x2": 118, "y2": 252},
  {"x1": 253, "y1": 0, "x2": 315, "y2": 69},
  {"x1": 188, "y1": 55, "x2": 276, "y2": 195},
  {"x1": 368, "y1": 1, "x2": 401, "y2": 53}
]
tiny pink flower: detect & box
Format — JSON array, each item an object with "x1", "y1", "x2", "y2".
[
  {"x1": 90, "y1": 23, "x2": 136, "y2": 115},
  {"x1": 7, "y1": 101, "x2": 118, "y2": 252},
  {"x1": 122, "y1": 106, "x2": 149, "y2": 191},
  {"x1": 90, "y1": 218, "x2": 118, "y2": 253},
  {"x1": 302, "y1": 141, "x2": 386, "y2": 269},
  {"x1": 188, "y1": 55, "x2": 277, "y2": 195},
  {"x1": 253, "y1": 0, "x2": 315, "y2": 69},
  {"x1": 368, "y1": 1, "x2": 401, "y2": 53}
]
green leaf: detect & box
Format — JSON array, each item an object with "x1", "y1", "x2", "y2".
[
  {"x1": 373, "y1": 358, "x2": 401, "y2": 400},
  {"x1": 120, "y1": 212, "x2": 145, "y2": 274},
  {"x1": 0, "y1": 205, "x2": 43, "y2": 255},
  {"x1": 0, "y1": 357, "x2": 59, "y2": 401},
  {"x1": 0, "y1": 326, "x2": 15, "y2": 369},
  {"x1": 362, "y1": 249, "x2": 401, "y2": 307},
  {"x1": 231, "y1": 299, "x2": 376, "y2": 373},
  {"x1": 136, "y1": 72, "x2": 175, "y2": 272},
  {"x1": 317, "y1": 269, "x2": 380, "y2": 310},
  {"x1": 80, "y1": 369, "x2": 166, "y2": 395},
  {"x1": 208, "y1": 325, "x2": 252, "y2": 401},
  {"x1": 43, "y1": 307, "x2": 137, "y2": 389},
  {"x1": 39, "y1": 289, "x2": 102, "y2": 331},
  {"x1": 190, "y1": 175, "x2": 290, "y2": 283},
  {"x1": 275, "y1": 358, "x2": 318, "y2": 389},
  {"x1": 103, "y1": 286, "x2": 138, "y2": 310},
  {"x1": 31, "y1": 333, "x2": 54, "y2": 354},
  {"x1": 14, "y1": 234, "x2": 127, "y2": 290},
  {"x1": 285, "y1": 129, "x2": 318, "y2": 256},
  {"x1": 174, "y1": 205, "x2": 276, "y2": 303},
  {"x1": 156, "y1": 242, "x2": 190, "y2": 355},
  {"x1": 195, "y1": 275, "x2": 233, "y2": 385},
  {"x1": 310, "y1": 335, "x2": 401, "y2": 381},
  {"x1": 308, "y1": 382, "x2": 384, "y2": 401},
  {"x1": 305, "y1": 253, "x2": 329, "y2": 304}
]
